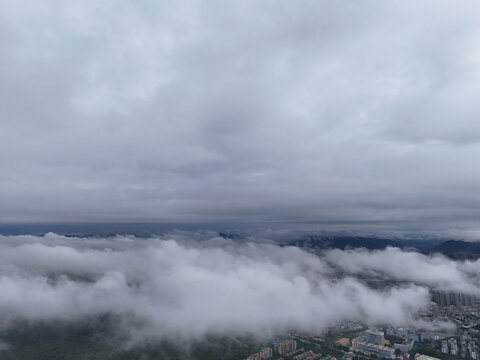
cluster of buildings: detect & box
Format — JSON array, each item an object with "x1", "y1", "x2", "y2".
[
  {"x1": 420, "y1": 295, "x2": 480, "y2": 329},
  {"x1": 441, "y1": 337, "x2": 458, "y2": 355},
  {"x1": 274, "y1": 340, "x2": 298, "y2": 356},
  {"x1": 244, "y1": 296, "x2": 480, "y2": 360},
  {"x1": 352, "y1": 329, "x2": 396, "y2": 358},
  {"x1": 386, "y1": 324, "x2": 480, "y2": 359},
  {"x1": 245, "y1": 340, "x2": 298, "y2": 360},
  {"x1": 459, "y1": 334, "x2": 478, "y2": 359},
  {"x1": 293, "y1": 350, "x2": 317, "y2": 360},
  {"x1": 386, "y1": 327, "x2": 437, "y2": 343},
  {"x1": 245, "y1": 347, "x2": 273, "y2": 360},
  {"x1": 432, "y1": 291, "x2": 477, "y2": 307},
  {"x1": 244, "y1": 338, "x2": 334, "y2": 360},
  {"x1": 438, "y1": 335, "x2": 478, "y2": 359},
  {"x1": 417, "y1": 299, "x2": 480, "y2": 358}
]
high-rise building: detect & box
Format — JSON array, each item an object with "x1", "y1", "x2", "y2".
[
  {"x1": 441, "y1": 341, "x2": 448, "y2": 354},
  {"x1": 431, "y1": 291, "x2": 476, "y2": 306},
  {"x1": 365, "y1": 329, "x2": 385, "y2": 346},
  {"x1": 274, "y1": 340, "x2": 297, "y2": 355},
  {"x1": 246, "y1": 347, "x2": 273, "y2": 360},
  {"x1": 260, "y1": 347, "x2": 272, "y2": 359},
  {"x1": 448, "y1": 338, "x2": 458, "y2": 356}
]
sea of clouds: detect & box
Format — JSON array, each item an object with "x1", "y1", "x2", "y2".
[{"x1": 0, "y1": 231, "x2": 479, "y2": 343}]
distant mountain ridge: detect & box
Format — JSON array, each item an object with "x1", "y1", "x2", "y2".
[
  {"x1": 431, "y1": 240, "x2": 480, "y2": 260},
  {"x1": 284, "y1": 235, "x2": 480, "y2": 259},
  {"x1": 287, "y1": 235, "x2": 401, "y2": 251}
]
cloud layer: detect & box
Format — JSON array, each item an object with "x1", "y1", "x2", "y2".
[
  {"x1": 1, "y1": 1, "x2": 480, "y2": 230},
  {"x1": 0, "y1": 232, "x2": 478, "y2": 341},
  {"x1": 325, "y1": 246, "x2": 480, "y2": 295}
]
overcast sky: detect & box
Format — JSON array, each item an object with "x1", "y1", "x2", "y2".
[{"x1": 1, "y1": 1, "x2": 480, "y2": 232}]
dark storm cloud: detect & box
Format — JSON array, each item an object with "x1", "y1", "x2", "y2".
[{"x1": 1, "y1": 1, "x2": 480, "y2": 232}]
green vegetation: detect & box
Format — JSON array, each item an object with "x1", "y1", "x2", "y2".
[
  {"x1": 292, "y1": 334, "x2": 346, "y2": 359},
  {"x1": 338, "y1": 330, "x2": 363, "y2": 341},
  {"x1": 384, "y1": 334, "x2": 404, "y2": 344},
  {"x1": 0, "y1": 321, "x2": 264, "y2": 360},
  {"x1": 0, "y1": 321, "x2": 366, "y2": 360},
  {"x1": 409, "y1": 340, "x2": 463, "y2": 360}
]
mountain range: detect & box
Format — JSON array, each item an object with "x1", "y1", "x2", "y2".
[{"x1": 286, "y1": 235, "x2": 480, "y2": 260}]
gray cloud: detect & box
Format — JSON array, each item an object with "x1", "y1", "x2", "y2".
[
  {"x1": 1, "y1": 1, "x2": 480, "y2": 230},
  {"x1": 0, "y1": 232, "x2": 475, "y2": 341}
]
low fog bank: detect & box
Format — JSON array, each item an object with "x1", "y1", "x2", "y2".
[
  {"x1": 325, "y1": 247, "x2": 480, "y2": 295},
  {"x1": 0, "y1": 231, "x2": 478, "y2": 342}
]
